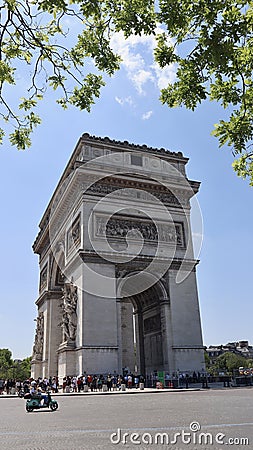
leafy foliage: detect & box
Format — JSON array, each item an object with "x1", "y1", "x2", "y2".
[
  {"x1": 0, "y1": 348, "x2": 31, "y2": 380},
  {"x1": 204, "y1": 351, "x2": 211, "y2": 368},
  {"x1": 209, "y1": 352, "x2": 248, "y2": 375},
  {"x1": 1, "y1": 1, "x2": 253, "y2": 183},
  {"x1": 155, "y1": 0, "x2": 253, "y2": 184},
  {"x1": 16, "y1": 356, "x2": 32, "y2": 380},
  {"x1": 0, "y1": 348, "x2": 13, "y2": 378},
  {"x1": 0, "y1": 0, "x2": 118, "y2": 149}
]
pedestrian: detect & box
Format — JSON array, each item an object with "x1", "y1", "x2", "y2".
[
  {"x1": 127, "y1": 374, "x2": 132, "y2": 389},
  {"x1": 117, "y1": 376, "x2": 122, "y2": 390},
  {"x1": 77, "y1": 377, "x2": 83, "y2": 392},
  {"x1": 107, "y1": 374, "x2": 112, "y2": 391},
  {"x1": 97, "y1": 376, "x2": 103, "y2": 392},
  {"x1": 134, "y1": 375, "x2": 139, "y2": 389}
]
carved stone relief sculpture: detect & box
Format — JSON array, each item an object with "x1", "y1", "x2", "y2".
[
  {"x1": 60, "y1": 282, "x2": 78, "y2": 344},
  {"x1": 95, "y1": 215, "x2": 185, "y2": 247},
  {"x1": 67, "y1": 214, "x2": 81, "y2": 253},
  {"x1": 32, "y1": 312, "x2": 44, "y2": 360}
]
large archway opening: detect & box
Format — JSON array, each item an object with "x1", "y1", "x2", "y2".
[{"x1": 119, "y1": 278, "x2": 169, "y2": 377}]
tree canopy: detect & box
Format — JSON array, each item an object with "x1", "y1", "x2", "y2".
[
  {"x1": 207, "y1": 351, "x2": 249, "y2": 375},
  {"x1": 0, "y1": 348, "x2": 31, "y2": 379},
  {"x1": 1, "y1": 0, "x2": 253, "y2": 183}
]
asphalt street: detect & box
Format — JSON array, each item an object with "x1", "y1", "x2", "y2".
[{"x1": 0, "y1": 388, "x2": 252, "y2": 450}]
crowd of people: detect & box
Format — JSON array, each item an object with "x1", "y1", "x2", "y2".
[
  {"x1": 0, "y1": 373, "x2": 145, "y2": 395},
  {"x1": 0, "y1": 376, "x2": 59, "y2": 395},
  {"x1": 61, "y1": 371, "x2": 208, "y2": 392},
  {"x1": 62, "y1": 373, "x2": 145, "y2": 392},
  {"x1": 0, "y1": 370, "x2": 209, "y2": 395}
]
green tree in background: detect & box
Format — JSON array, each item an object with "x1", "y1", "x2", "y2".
[
  {"x1": 0, "y1": 348, "x2": 31, "y2": 379},
  {"x1": 13, "y1": 357, "x2": 32, "y2": 380},
  {"x1": 204, "y1": 351, "x2": 211, "y2": 369},
  {"x1": 0, "y1": 348, "x2": 13, "y2": 378},
  {"x1": 212, "y1": 352, "x2": 247, "y2": 375},
  {"x1": 1, "y1": 1, "x2": 253, "y2": 183},
  {"x1": 245, "y1": 358, "x2": 253, "y2": 368}
]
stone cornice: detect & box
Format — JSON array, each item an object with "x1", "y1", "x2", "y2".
[
  {"x1": 84, "y1": 176, "x2": 193, "y2": 207},
  {"x1": 80, "y1": 133, "x2": 188, "y2": 161},
  {"x1": 172, "y1": 346, "x2": 205, "y2": 350},
  {"x1": 35, "y1": 289, "x2": 62, "y2": 307},
  {"x1": 33, "y1": 229, "x2": 50, "y2": 256},
  {"x1": 79, "y1": 250, "x2": 199, "y2": 271},
  {"x1": 76, "y1": 345, "x2": 118, "y2": 350},
  {"x1": 57, "y1": 345, "x2": 119, "y2": 354}
]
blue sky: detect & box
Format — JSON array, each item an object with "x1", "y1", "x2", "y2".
[{"x1": 0, "y1": 31, "x2": 252, "y2": 360}]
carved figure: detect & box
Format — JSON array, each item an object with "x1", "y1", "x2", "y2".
[
  {"x1": 61, "y1": 311, "x2": 70, "y2": 340},
  {"x1": 32, "y1": 312, "x2": 44, "y2": 360},
  {"x1": 98, "y1": 216, "x2": 183, "y2": 247},
  {"x1": 60, "y1": 282, "x2": 78, "y2": 342}
]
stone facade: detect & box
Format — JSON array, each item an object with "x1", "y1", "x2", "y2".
[{"x1": 31, "y1": 134, "x2": 205, "y2": 380}]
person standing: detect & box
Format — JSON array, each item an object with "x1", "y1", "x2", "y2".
[{"x1": 107, "y1": 374, "x2": 112, "y2": 391}]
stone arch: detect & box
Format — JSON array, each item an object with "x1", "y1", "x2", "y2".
[{"x1": 118, "y1": 273, "x2": 171, "y2": 377}]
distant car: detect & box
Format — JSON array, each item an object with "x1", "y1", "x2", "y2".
[{"x1": 239, "y1": 367, "x2": 251, "y2": 376}]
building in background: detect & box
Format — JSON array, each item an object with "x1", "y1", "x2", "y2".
[{"x1": 206, "y1": 341, "x2": 253, "y2": 365}]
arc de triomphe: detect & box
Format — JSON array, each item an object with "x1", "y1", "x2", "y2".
[{"x1": 31, "y1": 134, "x2": 205, "y2": 379}]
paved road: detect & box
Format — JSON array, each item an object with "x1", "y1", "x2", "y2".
[{"x1": 0, "y1": 388, "x2": 252, "y2": 449}]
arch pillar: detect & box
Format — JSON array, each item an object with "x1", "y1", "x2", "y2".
[{"x1": 160, "y1": 300, "x2": 175, "y2": 373}]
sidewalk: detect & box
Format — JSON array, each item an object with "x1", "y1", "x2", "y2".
[
  {"x1": 1, "y1": 381, "x2": 251, "y2": 398},
  {"x1": 0, "y1": 386, "x2": 199, "y2": 398}
]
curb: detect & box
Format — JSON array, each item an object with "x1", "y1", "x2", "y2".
[
  {"x1": 0, "y1": 387, "x2": 201, "y2": 399},
  {"x1": 2, "y1": 384, "x2": 252, "y2": 399}
]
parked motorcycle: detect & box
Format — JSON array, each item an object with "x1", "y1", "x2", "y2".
[{"x1": 25, "y1": 391, "x2": 58, "y2": 412}]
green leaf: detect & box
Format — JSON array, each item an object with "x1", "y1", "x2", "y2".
[
  {"x1": 19, "y1": 98, "x2": 37, "y2": 111},
  {"x1": 69, "y1": 74, "x2": 105, "y2": 111},
  {"x1": 9, "y1": 129, "x2": 32, "y2": 150},
  {"x1": 48, "y1": 75, "x2": 67, "y2": 90},
  {"x1": 0, "y1": 129, "x2": 5, "y2": 144},
  {"x1": 0, "y1": 61, "x2": 15, "y2": 84}
]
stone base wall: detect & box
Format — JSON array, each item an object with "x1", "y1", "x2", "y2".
[
  {"x1": 173, "y1": 348, "x2": 205, "y2": 373},
  {"x1": 75, "y1": 347, "x2": 119, "y2": 375},
  {"x1": 58, "y1": 347, "x2": 78, "y2": 380},
  {"x1": 30, "y1": 360, "x2": 42, "y2": 380}
]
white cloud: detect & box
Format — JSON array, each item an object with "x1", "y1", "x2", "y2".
[
  {"x1": 132, "y1": 70, "x2": 154, "y2": 94},
  {"x1": 142, "y1": 110, "x2": 153, "y2": 120},
  {"x1": 115, "y1": 96, "x2": 124, "y2": 105},
  {"x1": 115, "y1": 96, "x2": 134, "y2": 106},
  {"x1": 151, "y1": 62, "x2": 177, "y2": 89},
  {"x1": 111, "y1": 28, "x2": 176, "y2": 95}
]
